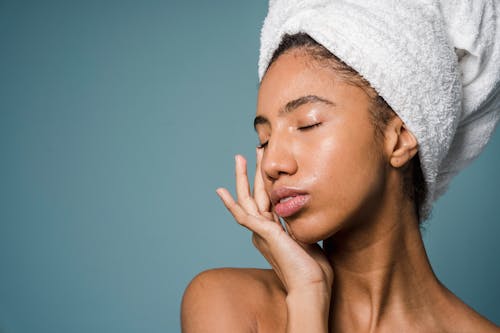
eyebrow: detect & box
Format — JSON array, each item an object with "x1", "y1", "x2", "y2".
[{"x1": 253, "y1": 95, "x2": 336, "y2": 130}]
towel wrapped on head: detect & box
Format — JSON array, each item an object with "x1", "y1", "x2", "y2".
[{"x1": 258, "y1": 0, "x2": 500, "y2": 220}]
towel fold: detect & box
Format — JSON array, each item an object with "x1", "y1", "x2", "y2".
[{"x1": 259, "y1": 0, "x2": 500, "y2": 220}]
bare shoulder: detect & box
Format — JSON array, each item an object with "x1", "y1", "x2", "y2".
[
  {"x1": 454, "y1": 305, "x2": 499, "y2": 332},
  {"x1": 440, "y1": 288, "x2": 500, "y2": 333},
  {"x1": 181, "y1": 267, "x2": 287, "y2": 333}
]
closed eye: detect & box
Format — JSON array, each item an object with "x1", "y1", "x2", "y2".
[{"x1": 298, "y1": 123, "x2": 322, "y2": 131}]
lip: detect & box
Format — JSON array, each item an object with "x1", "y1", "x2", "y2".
[{"x1": 270, "y1": 187, "x2": 310, "y2": 218}]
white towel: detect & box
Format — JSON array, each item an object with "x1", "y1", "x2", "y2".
[{"x1": 258, "y1": 0, "x2": 500, "y2": 220}]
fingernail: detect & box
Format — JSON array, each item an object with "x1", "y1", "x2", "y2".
[{"x1": 235, "y1": 154, "x2": 245, "y2": 164}]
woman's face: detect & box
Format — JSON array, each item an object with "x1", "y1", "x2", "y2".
[{"x1": 256, "y1": 50, "x2": 388, "y2": 243}]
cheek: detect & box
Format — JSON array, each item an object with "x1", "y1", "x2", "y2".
[
  {"x1": 282, "y1": 127, "x2": 385, "y2": 242},
  {"x1": 306, "y1": 126, "x2": 384, "y2": 208},
  {"x1": 306, "y1": 130, "x2": 373, "y2": 178}
]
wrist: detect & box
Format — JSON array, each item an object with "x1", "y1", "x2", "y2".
[
  {"x1": 285, "y1": 287, "x2": 331, "y2": 333},
  {"x1": 286, "y1": 286, "x2": 331, "y2": 310},
  {"x1": 287, "y1": 282, "x2": 332, "y2": 301}
]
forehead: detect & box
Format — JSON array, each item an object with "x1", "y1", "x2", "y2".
[{"x1": 257, "y1": 51, "x2": 370, "y2": 116}]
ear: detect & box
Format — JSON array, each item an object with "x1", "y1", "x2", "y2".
[{"x1": 384, "y1": 117, "x2": 418, "y2": 168}]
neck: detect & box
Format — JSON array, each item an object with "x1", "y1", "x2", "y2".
[{"x1": 323, "y1": 194, "x2": 445, "y2": 331}]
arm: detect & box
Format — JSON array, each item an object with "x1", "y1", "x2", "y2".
[
  {"x1": 285, "y1": 287, "x2": 331, "y2": 332},
  {"x1": 216, "y1": 150, "x2": 334, "y2": 332}
]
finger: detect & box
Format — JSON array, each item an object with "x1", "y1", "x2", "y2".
[
  {"x1": 282, "y1": 219, "x2": 296, "y2": 239},
  {"x1": 253, "y1": 148, "x2": 271, "y2": 213},
  {"x1": 234, "y1": 155, "x2": 260, "y2": 215},
  {"x1": 216, "y1": 187, "x2": 266, "y2": 233},
  {"x1": 261, "y1": 211, "x2": 285, "y2": 232},
  {"x1": 272, "y1": 212, "x2": 281, "y2": 224},
  {"x1": 216, "y1": 187, "x2": 248, "y2": 224}
]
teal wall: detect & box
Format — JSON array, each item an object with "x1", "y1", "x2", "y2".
[{"x1": 0, "y1": 1, "x2": 498, "y2": 332}]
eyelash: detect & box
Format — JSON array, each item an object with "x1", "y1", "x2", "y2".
[
  {"x1": 257, "y1": 123, "x2": 322, "y2": 149},
  {"x1": 298, "y1": 122, "x2": 322, "y2": 131}
]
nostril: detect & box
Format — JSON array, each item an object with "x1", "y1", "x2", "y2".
[
  {"x1": 264, "y1": 170, "x2": 277, "y2": 181},
  {"x1": 261, "y1": 140, "x2": 298, "y2": 179},
  {"x1": 263, "y1": 161, "x2": 280, "y2": 180}
]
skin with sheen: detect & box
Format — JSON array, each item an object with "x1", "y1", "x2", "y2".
[{"x1": 181, "y1": 50, "x2": 499, "y2": 332}]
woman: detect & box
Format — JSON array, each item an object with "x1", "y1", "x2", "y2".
[{"x1": 182, "y1": 1, "x2": 500, "y2": 332}]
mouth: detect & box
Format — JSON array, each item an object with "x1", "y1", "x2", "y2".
[{"x1": 271, "y1": 187, "x2": 310, "y2": 218}]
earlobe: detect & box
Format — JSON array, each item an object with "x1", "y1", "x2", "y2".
[{"x1": 386, "y1": 119, "x2": 418, "y2": 168}]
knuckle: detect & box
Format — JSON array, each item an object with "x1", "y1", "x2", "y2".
[
  {"x1": 263, "y1": 223, "x2": 282, "y2": 238},
  {"x1": 240, "y1": 197, "x2": 253, "y2": 206},
  {"x1": 261, "y1": 212, "x2": 274, "y2": 220},
  {"x1": 236, "y1": 214, "x2": 249, "y2": 227}
]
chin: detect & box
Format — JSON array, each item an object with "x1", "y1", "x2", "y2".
[{"x1": 283, "y1": 212, "x2": 343, "y2": 244}]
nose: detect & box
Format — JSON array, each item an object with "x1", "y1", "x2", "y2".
[{"x1": 261, "y1": 135, "x2": 298, "y2": 181}]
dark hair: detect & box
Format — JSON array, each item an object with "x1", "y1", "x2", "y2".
[{"x1": 266, "y1": 33, "x2": 427, "y2": 221}]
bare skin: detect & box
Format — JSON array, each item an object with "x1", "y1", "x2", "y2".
[{"x1": 181, "y1": 50, "x2": 499, "y2": 333}]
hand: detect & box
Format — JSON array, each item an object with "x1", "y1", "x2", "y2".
[{"x1": 216, "y1": 148, "x2": 334, "y2": 296}]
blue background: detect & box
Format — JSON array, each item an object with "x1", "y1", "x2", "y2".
[{"x1": 0, "y1": 1, "x2": 498, "y2": 332}]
